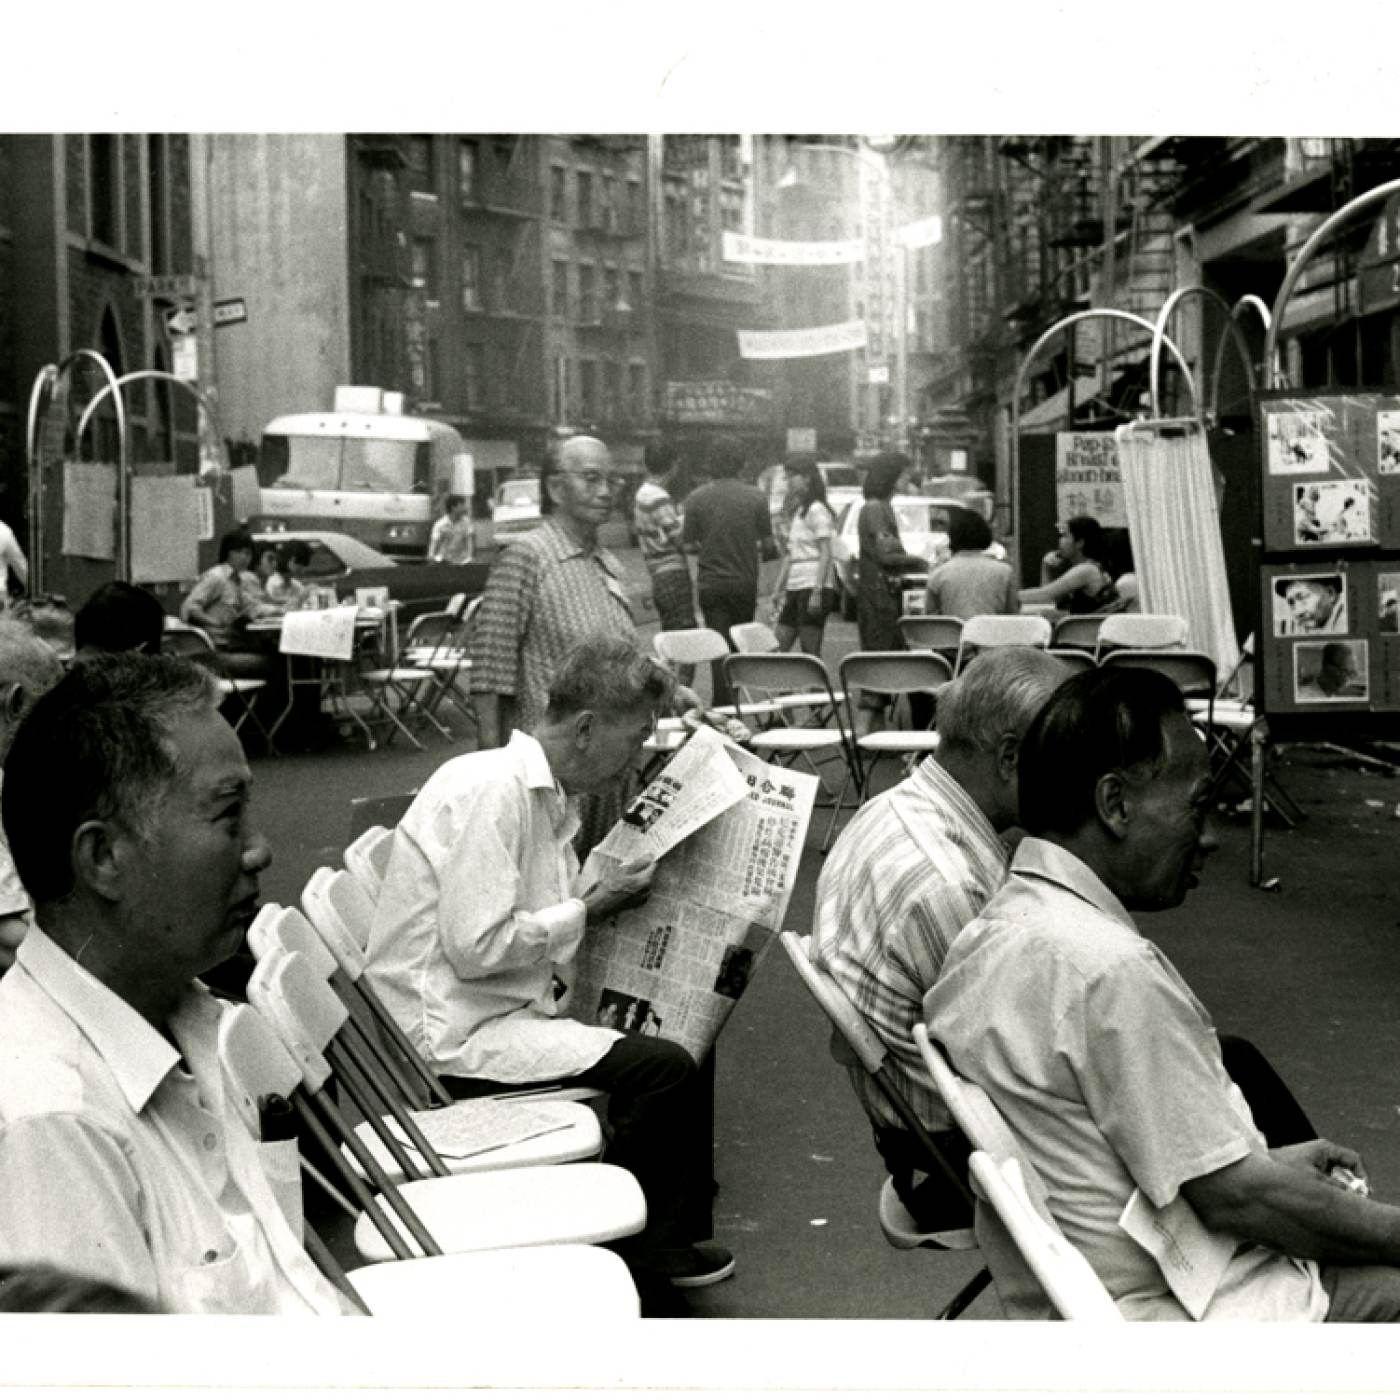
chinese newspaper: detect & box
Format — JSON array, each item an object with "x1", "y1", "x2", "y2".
[{"x1": 570, "y1": 726, "x2": 819, "y2": 1061}]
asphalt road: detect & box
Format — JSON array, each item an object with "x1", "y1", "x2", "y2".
[{"x1": 243, "y1": 543, "x2": 1400, "y2": 1320}]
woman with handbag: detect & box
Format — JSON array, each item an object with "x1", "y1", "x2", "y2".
[
  {"x1": 769, "y1": 457, "x2": 837, "y2": 656},
  {"x1": 855, "y1": 451, "x2": 927, "y2": 734}
]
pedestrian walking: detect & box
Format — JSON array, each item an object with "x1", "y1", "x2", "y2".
[
  {"x1": 681, "y1": 436, "x2": 773, "y2": 707},
  {"x1": 633, "y1": 441, "x2": 698, "y2": 682},
  {"x1": 768, "y1": 455, "x2": 836, "y2": 656}
]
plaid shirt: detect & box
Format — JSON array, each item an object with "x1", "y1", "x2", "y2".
[
  {"x1": 469, "y1": 518, "x2": 635, "y2": 734},
  {"x1": 812, "y1": 757, "x2": 1008, "y2": 1132}
]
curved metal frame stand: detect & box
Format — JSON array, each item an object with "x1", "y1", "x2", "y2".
[
  {"x1": 1150, "y1": 286, "x2": 1272, "y2": 425},
  {"x1": 25, "y1": 350, "x2": 129, "y2": 591},
  {"x1": 75, "y1": 370, "x2": 228, "y2": 471},
  {"x1": 1009, "y1": 308, "x2": 1198, "y2": 556}
]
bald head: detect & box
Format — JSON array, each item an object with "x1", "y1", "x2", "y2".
[
  {"x1": 558, "y1": 436, "x2": 610, "y2": 472},
  {"x1": 545, "y1": 435, "x2": 618, "y2": 533},
  {"x1": 0, "y1": 620, "x2": 65, "y2": 761}
]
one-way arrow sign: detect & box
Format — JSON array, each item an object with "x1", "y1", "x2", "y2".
[{"x1": 164, "y1": 305, "x2": 198, "y2": 336}]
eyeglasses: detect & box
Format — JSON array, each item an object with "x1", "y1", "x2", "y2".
[{"x1": 556, "y1": 471, "x2": 627, "y2": 493}]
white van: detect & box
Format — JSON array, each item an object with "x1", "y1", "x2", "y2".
[{"x1": 254, "y1": 387, "x2": 473, "y2": 559}]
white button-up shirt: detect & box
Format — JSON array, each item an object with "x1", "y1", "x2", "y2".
[
  {"x1": 0, "y1": 928, "x2": 348, "y2": 1314},
  {"x1": 366, "y1": 731, "x2": 622, "y2": 1082}
]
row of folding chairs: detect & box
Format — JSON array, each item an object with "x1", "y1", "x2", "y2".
[
  {"x1": 217, "y1": 825, "x2": 647, "y2": 1318},
  {"x1": 779, "y1": 928, "x2": 1119, "y2": 1321}
]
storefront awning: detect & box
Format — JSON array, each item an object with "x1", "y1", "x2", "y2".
[{"x1": 1017, "y1": 376, "x2": 1105, "y2": 430}]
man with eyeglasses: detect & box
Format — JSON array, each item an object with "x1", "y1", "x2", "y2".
[{"x1": 472, "y1": 434, "x2": 642, "y2": 854}]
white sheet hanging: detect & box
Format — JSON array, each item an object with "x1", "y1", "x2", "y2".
[{"x1": 1115, "y1": 425, "x2": 1241, "y2": 679}]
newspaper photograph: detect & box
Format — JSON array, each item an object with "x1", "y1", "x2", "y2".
[{"x1": 570, "y1": 732, "x2": 818, "y2": 1061}]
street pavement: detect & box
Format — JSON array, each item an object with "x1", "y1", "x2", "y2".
[{"x1": 244, "y1": 543, "x2": 1400, "y2": 1320}]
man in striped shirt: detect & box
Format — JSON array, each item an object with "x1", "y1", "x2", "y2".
[{"x1": 812, "y1": 647, "x2": 1071, "y2": 1228}]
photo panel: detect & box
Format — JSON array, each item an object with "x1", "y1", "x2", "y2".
[
  {"x1": 1292, "y1": 478, "x2": 1377, "y2": 546},
  {"x1": 1269, "y1": 570, "x2": 1348, "y2": 637},
  {"x1": 1292, "y1": 638, "x2": 1370, "y2": 706},
  {"x1": 1267, "y1": 407, "x2": 1332, "y2": 476}
]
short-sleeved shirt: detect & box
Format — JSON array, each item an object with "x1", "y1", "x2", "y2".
[
  {"x1": 784, "y1": 502, "x2": 836, "y2": 593},
  {"x1": 681, "y1": 479, "x2": 772, "y2": 597},
  {"x1": 180, "y1": 564, "x2": 251, "y2": 649},
  {"x1": 924, "y1": 551, "x2": 1018, "y2": 620},
  {"x1": 812, "y1": 757, "x2": 1007, "y2": 1132},
  {"x1": 926, "y1": 838, "x2": 1328, "y2": 1322},
  {"x1": 429, "y1": 513, "x2": 475, "y2": 564},
  {"x1": 469, "y1": 518, "x2": 635, "y2": 734},
  {"x1": 632, "y1": 480, "x2": 688, "y2": 580},
  {"x1": 365, "y1": 732, "x2": 621, "y2": 1082},
  {"x1": 0, "y1": 929, "x2": 348, "y2": 1314}
]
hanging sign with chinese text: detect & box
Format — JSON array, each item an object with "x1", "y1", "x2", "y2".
[
  {"x1": 1055, "y1": 432, "x2": 1126, "y2": 528},
  {"x1": 737, "y1": 321, "x2": 868, "y2": 361},
  {"x1": 663, "y1": 380, "x2": 773, "y2": 426},
  {"x1": 722, "y1": 230, "x2": 865, "y2": 266}
]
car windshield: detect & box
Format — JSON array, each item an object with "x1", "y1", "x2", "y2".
[
  {"x1": 498, "y1": 481, "x2": 540, "y2": 509},
  {"x1": 272, "y1": 435, "x2": 423, "y2": 494},
  {"x1": 256, "y1": 535, "x2": 395, "y2": 575},
  {"x1": 820, "y1": 465, "x2": 861, "y2": 488}
]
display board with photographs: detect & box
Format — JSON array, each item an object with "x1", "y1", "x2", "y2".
[{"x1": 1257, "y1": 390, "x2": 1400, "y2": 719}]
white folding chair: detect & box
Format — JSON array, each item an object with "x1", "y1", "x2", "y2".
[
  {"x1": 1094, "y1": 611, "x2": 1189, "y2": 660},
  {"x1": 729, "y1": 620, "x2": 781, "y2": 654},
  {"x1": 247, "y1": 904, "x2": 603, "y2": 1182},
  {"x1": 343, "y1": 824, "x2": 395, "y2": 902},
  {"x1": 838, "y1": 651, "x2": 953, "y2": 801},
  {"x1": 218, "y1": 1005, "x2": 639, "y2": 1319},
  {"x1": 162, "y1": 623, "x2": 274, "y2": 751},
  {"x1": 246, "y1": 950, "x2": 647, "y2": 1265},
  {"x1": 1045, "y1": 648, "x2": 1096, "y2": 675},
  {"x1": 352, "y1": 605, "x2": 451, "y2": 751},
  {"x1": 652, "y1": 626, "x2": 730, "y2": 673},
  {"x1": 912, "y1": 1024, "x2": 1122, "y2": 1322},
  {"x1": 898, "y1": 614, "x2": 964, "y2": 665},
  {"x1": 402, "y1": 595, "x2": 480, "y2": 733},
  {"x1": 778, "y1": 934, "x2": 989, "y2": 1319},
  {"x1": 723, "y1": 652, "x2": 861, "y2": 851},
  {"x1": 1050, "y1": 614, "x2": 1106, "y2": 653},
  {"x1": 954, "y1": 614, "x2": 1052, "y2": 674}
]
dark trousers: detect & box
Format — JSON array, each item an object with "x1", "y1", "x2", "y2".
[
  {"x1": 698, "y1": 585, "x2": 756, "y2": 709},
  {"x1": 441, "y1": 1035, "x2": 716, "y2": 1255}
]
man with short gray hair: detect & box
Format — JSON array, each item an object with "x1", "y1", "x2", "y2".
[
  {"x1": 369, "y1": 634, "x2": 733, "y2": 1291},
  {"x1": 812, "y1": 647, "x2": 1070, "y2": 1229}
]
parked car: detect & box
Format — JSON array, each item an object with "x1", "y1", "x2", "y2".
[
  {"x1": 830, "y1": 495, "x2": 1007, "y2": 620},
  {"x1": 817, "y1": 461, "x2": 865, "y2": 519},
  {"x1": 491, "y1": 477, "x2": 543, "y2": 542},
  {"x1": 253, "y1": 529, "x2": 488, "y2": 625}
]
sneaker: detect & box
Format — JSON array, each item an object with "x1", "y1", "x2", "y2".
[{"x1": 646, "y1": 1243, "x2": 736, "y2": 1289}]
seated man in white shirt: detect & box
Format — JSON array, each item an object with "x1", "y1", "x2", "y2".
[
  {"x1": 927, "y1": 666, "x2": 1400, "y2": 1321},
  {"x1": 366, "y1": 633, "x2": 733, "y2": 1291},
  {"x1": 0, "y1": 653, "x2": 350, "y2": 1315},
  {"x1": 0, "y1": 620, "x2": 65, "y2": 974}
]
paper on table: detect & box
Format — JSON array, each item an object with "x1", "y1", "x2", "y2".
[
  {"x1": 279, "y1": 606, "x2": 358, "y2": 660},
  {"x1": 1119, "y1": 1188, "x2": 1238, "y2": 1320},
  {"x1": 388, "y1": 1098, "x2": 574, "y2": 1160}
]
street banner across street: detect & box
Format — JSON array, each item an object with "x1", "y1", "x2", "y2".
[
  {"x1": 722, "y1": 230, "x2": 865, "y2": 266},
  {"x1": 737, "y1": 320, "x2": 868, "y2": 360}
]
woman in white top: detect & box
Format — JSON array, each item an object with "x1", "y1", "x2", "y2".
[{"x1": 769, "y1": 458, "x2": 836, "y2": 655}]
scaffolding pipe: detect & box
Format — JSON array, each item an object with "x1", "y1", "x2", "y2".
[
  {"x1": 1263, "y1": 177, "x2": 1400, "y2": 389},
  {"x1": 1009, "y1": 307, "x2": 1198, "y2": 568}
]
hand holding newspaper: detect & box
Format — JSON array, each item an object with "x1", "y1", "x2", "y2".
[{"x1": 569, "y1": 724, "x2": 818, "y2": 1060}]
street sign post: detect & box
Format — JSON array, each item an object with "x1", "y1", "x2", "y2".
[
  {"x1": 213, "y1": 297, "x2": 248, "y2": 327},
  {"x1": 171, "y1": 334, "x2": 198, "y2": 382},
  {"x1": 164, "y1": 305, "x2": 198, "y2": 337}
]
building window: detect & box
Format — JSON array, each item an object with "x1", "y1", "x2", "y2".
[
  {"x1": 407, "y1": 135, "x2": 435, "y2": 191},
  {"x1": 147, "y1": 134, "x2": 168, "y2": 272},
  {"x1": 604, "y1": 359, "x2": 621, "y2": 420},
  {"x1": 603, "y1": 265, "x2": 621, "y2": 311},
  {"x1": 550, "y1": 165, "x2": 567, "y2": 221},
  {"x1": 551, "y1": 260, "x2": 569, "y2": 317},
  {"x1": 627, "y1": 179, "x2": 643, "y2": 234},
  {"x1": 461, "y1": 245, "x2": 482, "y2": 311},
  {"x1": 628, "y1": 361, "x2": 647, "y2": 418},
  {"x1": 412, "y1": 238, "x2": 437, "y2": 298},
  {"x1": 578, "y1": 263, "x2": 597, "y2": 322},
  {"x1": 577, "y1": 170, "x2": 593, "y2": 228},
  {"x1": 601, "y1": 174, "x2": 617, "y2": 232},
  {"x1": 720, "y1": 183, "x2": 744, "y2": 233},
  {"x1": 579, "y1": 358, "x2": 598, "y2": 419},
  {"x1": 628, "y1": 268, "x2": 644, "y2": 310},
  {"x1": 423, "y1": 337, "x2": 441, "y2": 401},
  {"x1": 463, "y1": 343, "x2": 484, "y2": 409},
  {"x1": 458, "y1": 140, "x2": 478, "y2": 199},
  {"x1": 90, "y1": 134, "x2": 121, "y2": 247}
]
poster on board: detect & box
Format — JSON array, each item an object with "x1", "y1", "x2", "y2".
[{"x1": 1054, "y1": 432, "x2": 1125, "y2": 528}]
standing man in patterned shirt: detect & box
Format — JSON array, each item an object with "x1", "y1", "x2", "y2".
[
  {"x1": 471, "y1": 435, "x2": 639, "y2": 852},
  {"x1": 633, "y1": 441, "x2": 697, "y2": 684},
  {"x1": 812, "y1": 648, "x2": 1070, "y2": 1230}
]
